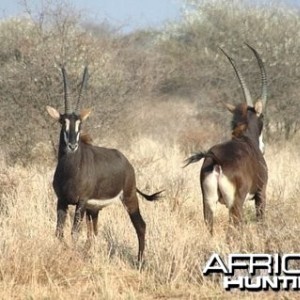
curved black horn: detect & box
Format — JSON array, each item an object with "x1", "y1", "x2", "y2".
[
  {"x1": 61, "y1": 67, "x2": 72, "y2": 114},
  {"x1": 245, "y1": 43, "x2": 267, "y2": 108},
  {"x1": 219, "y1": 47, "x2": 253, "y2": 107},
  {"x1": 75, "y1": 66, "x2": 89, "y2": 114}
]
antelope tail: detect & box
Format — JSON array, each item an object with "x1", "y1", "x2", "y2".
[
  {"x1": 183, "y1": 152, "x2": 207, "y2": 168},
  {"x1": 137, "y1": 188, "x2": 163, "y2": 201}
]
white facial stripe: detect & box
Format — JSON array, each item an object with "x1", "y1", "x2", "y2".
[
  {"x1": 76, "y1": 133, "x2": 80, "y2": 142},
  {"x1": 65, "y1": 119, "x2": 70, "y2": 132},
  {"x1": 75, "y1": 120, "x2": 81, "y2": 142},
  {"x1": 64, "y1": 131, "x2": 68, "y2": 145},
  {"x1": 75, "y1": 120, "x2": 81, "y2": 133}
]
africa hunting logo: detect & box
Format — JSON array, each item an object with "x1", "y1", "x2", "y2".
[{"x1": 203, "y1": 253, "x2": 300, "y2": 291}]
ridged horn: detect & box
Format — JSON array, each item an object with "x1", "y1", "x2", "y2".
[
  {"x1": 61, "y1": 67, "x2": 72, "y2": 114},
  {"x1": 219, "y1": 47, "x2": 253, "y2": 107},
  {"x1": 245, "y1": 43, "x2": 267, "y2": 108},
  {"x1": 75, "y1": 66, "x2": 89, "y2": 114}
]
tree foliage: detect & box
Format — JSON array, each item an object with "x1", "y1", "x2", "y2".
[{"x1": 1, "y1": 0, "x2": 300, "y2": 164}]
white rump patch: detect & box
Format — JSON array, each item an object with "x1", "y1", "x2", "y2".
[
  {"x1": 202, "y1": 165, "x2": 236, "y2": 209},
  {"x1": 202, "y1": 166, "x2": 220, "y2": 214},
  {"x1": 203, "y1": 165, "x2": 255, "y2": 210},
  {"x1": 85, "y1": 191, "x2": 123, "y2": 211},
  {"x1": 217, "y1": 167, "x2": 235, "y2": 209}
]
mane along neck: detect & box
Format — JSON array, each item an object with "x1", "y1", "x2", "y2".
[
  {"x1": 80, "y1": 133, "x2": 93, "y2": 145},
  {"x1": 231, "y1": 104, "x2": 262, "y2": 150}
]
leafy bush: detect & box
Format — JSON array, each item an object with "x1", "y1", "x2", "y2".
[
  {"x1": 1, "y1": 0, "x2": 300, "y2": 164},
  {"x1": 155, "y1": 0, "x2": 300, "y2": 140}
]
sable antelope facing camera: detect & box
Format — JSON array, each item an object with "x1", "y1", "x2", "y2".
[
  {"x1": 46, "y1": 67, "x2": 162, "y2": 262},
  {"x1": 184, "y1": 44, "x2": 268, "y2": 235}
]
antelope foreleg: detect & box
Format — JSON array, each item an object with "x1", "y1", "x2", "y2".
[
  {"x1": 71, "y1": 200, "x2": 86, "y2": 242},
  {"x1": 56, "y1": 199, "x2": 68, "y2": 239}
]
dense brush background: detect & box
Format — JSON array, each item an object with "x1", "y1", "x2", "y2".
[{"x1": 1, "y1": 0, "x2": 300, "y2": 298}]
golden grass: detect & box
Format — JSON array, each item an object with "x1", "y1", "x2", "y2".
[{"x1": 1, "y1": 137, "x2": 300, "y2": 299}]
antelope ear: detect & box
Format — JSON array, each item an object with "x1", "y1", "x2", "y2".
[
  {"x1": 254, "y1": 100, "x2": 263, "y2": 116},
  {"x1": 80, "y1": 108, "x2": 92, "y2": 121},
  {"x1": 46, "y1": 106, "x2": 60, "y2": 121},
  {"x1": 224, "y1": 103, "x2": 236, "y2": 113}
]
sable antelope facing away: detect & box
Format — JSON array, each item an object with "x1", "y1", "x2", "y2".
[
  {"x1": 46, "y1": 67, "x2": 162, "y2": 262},
  {"x1": 184, "y1": 44, "x2": 268, "y2": 235}
]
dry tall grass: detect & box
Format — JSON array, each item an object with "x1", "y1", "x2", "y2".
[
  {"x1": 1, "y1": 130, "x2": 300, "y2": 299},
  {"x1": 2, "y1": 1, "x2": 300, "y2": 298}
]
